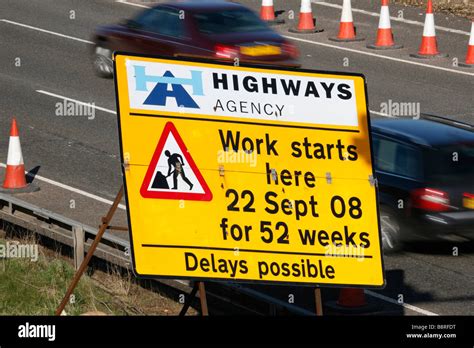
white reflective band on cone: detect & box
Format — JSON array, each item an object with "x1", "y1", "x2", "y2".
[
  {"x1": 341, "y1": 0, "x2": 353, "y2": 23},
  {"x1": 378, "y1": 6, "x2": 391, "y2": 29},
  {"x1": 423, "y1": 14, "x2": 436, "y2": 37},
  {"x1": 300, "y1": 0, "x2": 312, "y2": 13},
  {"x1": 262, "y1": 0, "x2": 273, "y2": 6},
  {"x1": 6, "y1": 136, "x2": 24, "y2": 166}
]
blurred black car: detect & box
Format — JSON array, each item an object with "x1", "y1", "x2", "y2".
[
  {"x1": 371, "y1": 115, "x2": 474, "y2": 252},
  {"x1": 92, "y1": 1, "x2": 299, "y2": 77}
]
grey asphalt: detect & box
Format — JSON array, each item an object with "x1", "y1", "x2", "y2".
[{"x1": 0, "y1": 0, "x2": 472, "y2": 315}]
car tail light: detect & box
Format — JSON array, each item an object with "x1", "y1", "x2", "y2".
[
  {"x1": 281, "y1": 42, "x2": 299, "y2": 59},
  {"x1": 463, "y1": 192, "x2": 474, "y2": 209},
  {"x1": 214, "y1": 44, "x2": 239, "y2": 59},
  {"x1": 411, "y1": 188, "x2": 450, "y2": 212}
]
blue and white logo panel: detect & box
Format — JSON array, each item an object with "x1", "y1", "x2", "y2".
[{"x1": 125, "y1": 59, "x2": 359, "y2": 127}]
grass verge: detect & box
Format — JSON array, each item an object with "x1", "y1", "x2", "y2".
[
  {"x1": 0, "y1": 231, "x2": 195, "y2": 316},
  {"x1": 0, "y1": 237, "x2": 125, "y2": 315}
]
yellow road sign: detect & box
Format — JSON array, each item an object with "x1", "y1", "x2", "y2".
[{"x1": 114, "y1": 53, "x2": 384, "y2": 287}]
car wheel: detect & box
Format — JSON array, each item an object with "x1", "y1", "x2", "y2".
[
  {"x1": 380, "y1": 207, "x2": 402, "y2": 253},
  {"x1": 93, "y1": 46, "x2": 113, "y2": 78}
]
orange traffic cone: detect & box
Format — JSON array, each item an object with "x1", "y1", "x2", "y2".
[
  {"x1": 325, "y1": 288, "x2": 376, "y2": 314},
  {"x1": 367, "y1": 0, "x2": 403, "y2": 49},
  {"x1": 289, "y1": 0, "x2": 324, "y2": 34},
  {"x1": 337, "y1": 288, "x2": 367, "y2": 307},
  {"x1": 459, "y1": 21, "x2": 474, "y2": 68},
  {"x1": 1, "y1": 119, "x2": 38, "y2": 193},
  {"x1": 329, "y1": 0, "x2": 365, "y2": 42},
  {"x1": 260, "y1": 0, "x2": 284, "y2": 25},
  {"x1": 410, "y1": 0, "x2": 447, "y2": 58}
]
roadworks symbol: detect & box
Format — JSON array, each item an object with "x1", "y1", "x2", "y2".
[{"x1": 140, "y1": 122, "x2": 212, "y2": 201}]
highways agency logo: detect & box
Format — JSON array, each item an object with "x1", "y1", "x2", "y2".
[
  {"x1": 133, "y1": 65, "x2": 204, "y2": 109},
  {"x1": 126, "y1": 58, "x2": 359, "y2": 127}
]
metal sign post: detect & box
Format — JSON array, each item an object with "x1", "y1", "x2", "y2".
[{"x1": 315, "y1": 288, "x2": 323, "y2": 316}]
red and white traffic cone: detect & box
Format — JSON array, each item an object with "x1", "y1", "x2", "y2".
[
  {"x1": 410, "y1": 0, "x2": 447, "y2": 58},
  {"x1": 329, "y1": 0, "x2": 365, "y2": 42},
  {"x1": 459, "y1": 21, "x2": 474, "y2": 68},
  {"x1": 367, "y1": 0, "x2": 403, "y2": 49},
  {"x1": 1, "y1": 119, "x2": 38, "y2": 193},
  {"x1": 289, "y1": 0, "x2": 324, "y2": 34},
  {"x1": 260, "y1": 0, "x2": 284, "y2": 25}
]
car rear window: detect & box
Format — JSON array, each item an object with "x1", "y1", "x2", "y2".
[
  {"x1": 425, "y1": 143, "x2": 474, "y2": 184},
  {"x1": 193, "y1": 9, "x2": 269, "y2": 34}
]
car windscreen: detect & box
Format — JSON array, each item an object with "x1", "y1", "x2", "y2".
[
  {"x1": 193, "y1": 9, "x2": 269, "y2": 34},
  {"x1": 425, "y1": 142, "x2": 474, "y2": 184}
]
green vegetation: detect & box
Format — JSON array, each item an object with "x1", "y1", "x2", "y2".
[{"x1": 0, "y1": 238, "x2": 123, "y2": 315}]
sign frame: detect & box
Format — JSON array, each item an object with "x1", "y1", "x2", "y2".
[{"x1": 113, "y1": 52, "x2": 386, "y2": 289}]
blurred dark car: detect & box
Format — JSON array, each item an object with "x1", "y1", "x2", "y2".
[
  {"x1": 371, "y1": 115, "x2": 474, "y2": 252},
  {"x1": 91, "y1": 1, "x2": 299, "y2": 77}
]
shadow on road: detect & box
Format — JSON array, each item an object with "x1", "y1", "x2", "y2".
[
  {"x1": 26, "y1": 165, "x2": 41, "y2": 184},
  {"x1": 239, "y1": 268, "x2": 438, "y2": 315}
]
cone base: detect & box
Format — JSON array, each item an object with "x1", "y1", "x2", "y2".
[
  {"x1": 263, "y1": 18, "x2": 285, "y2": 26},
  {"x1": 329, "y1": 36, "x2": 365, "y2": 42},
  {"x1": 367, "y1": 43, "x2": 403, "y2": 50},
  {"x1": 289, "y1": 27, "x2": 324, "y2": 34},
  {"x1": 459, "y1": 62, "x2": 474, "y2": 68},
  {"x1": 325, "y1": 300, "x2": 377, "y2": 314},
  {"x1": 410, "y1": 52, "x2": 448, "y2": 59},
  {"x1": 0, "y1": 183, "x2": 40, "y2": 194}
]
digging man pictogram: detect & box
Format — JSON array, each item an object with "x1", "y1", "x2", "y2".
[{"x1": 165, "y1": 150, "x2": 193, "y2": 190}]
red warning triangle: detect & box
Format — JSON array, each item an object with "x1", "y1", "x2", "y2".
[{"x1": 140, "y1": 122, "x2": 212, "y2": 201}]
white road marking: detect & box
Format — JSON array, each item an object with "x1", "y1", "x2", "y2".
[
  {"x1": 365, "y1": 290, "x2": 439, "y2": 316},
  {"x1": 0, "y1": 163, "x2": 126, "y2": 210},
  {"x1": 283, "y1": 35, "x2": 474, "y2": 77},
  {"x1": 0, "y1": 19, "x2": 94, "y2": 44},
  {"x1": 370, "y1": 110, "x2": 393, "y2": 118},
  {"x1": 36, "y1": 90, "x2": 116, "y2": 115},
  {"x1": 312, "y1": 0, "x2": 470, "y2": 36},
  {"x1": 23, "y1": 90, "x2": 122, "y2": 209},
  {"x1": 115, "y1": 0, "x2": 150, "y2": 9}
]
